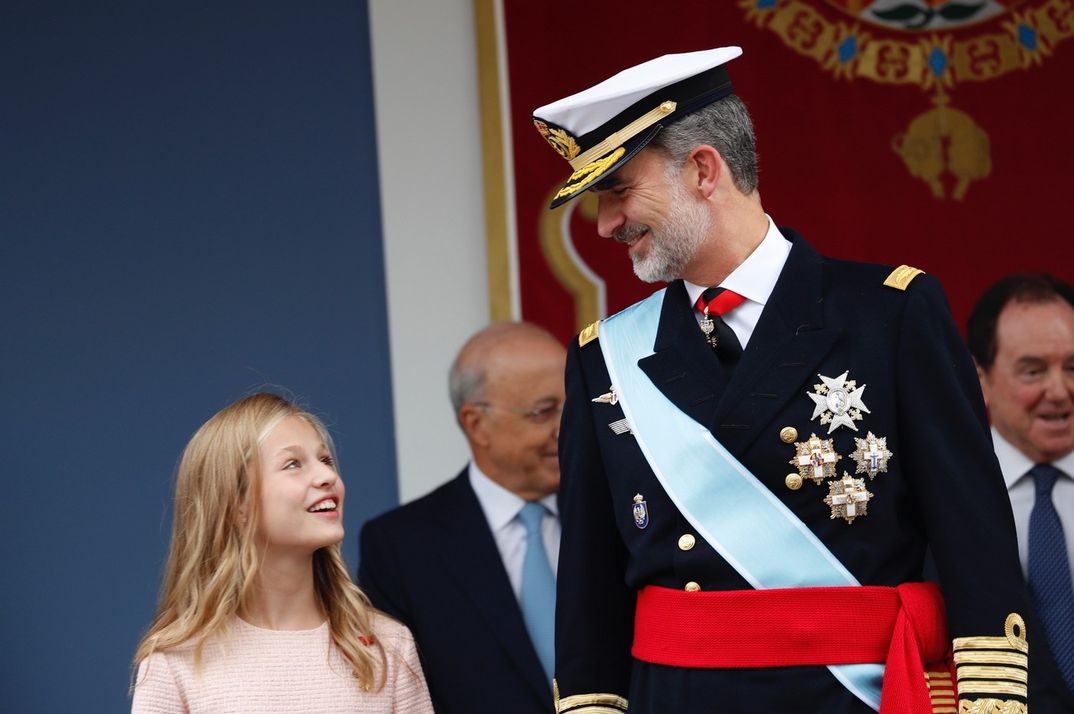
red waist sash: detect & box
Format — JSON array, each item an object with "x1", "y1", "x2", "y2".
[{"x1": 632, "y1": 582, "x2": 951, "y2": 713}]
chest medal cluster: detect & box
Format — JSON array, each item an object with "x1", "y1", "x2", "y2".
[{"x1": 788, "y1": 371, "x2": 894, "y2": 524}]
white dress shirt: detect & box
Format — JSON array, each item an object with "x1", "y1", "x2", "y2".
[
  {"x1": 468, "y1": 462, "x2": 560, "y2": 602},
  {"x1": 684, "y1": 214, "x2": 792, "y2": 349},
  {"x1": 991, "y1": 427, "x2": 1074, "y2": 580}
]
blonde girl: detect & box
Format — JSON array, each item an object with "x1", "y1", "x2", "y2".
[{"x1": 132, "y1": 392, "x2": 433, "y2": 713}]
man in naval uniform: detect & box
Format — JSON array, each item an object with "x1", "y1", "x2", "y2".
[{"x1": 533, "y1": 47, "x2": 1030, "y2": 713}]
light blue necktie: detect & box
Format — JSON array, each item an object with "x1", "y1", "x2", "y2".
[
  {"x1": 1028, "y1": 463, "x2": 1074, "y2": 694},
  {"x1": 518, "y1": 501, "x2": 555, "y2": 683}
]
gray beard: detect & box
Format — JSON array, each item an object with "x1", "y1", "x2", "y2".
[{"x1": 631, "y1": 179, "x2": 711, "y2": 283}]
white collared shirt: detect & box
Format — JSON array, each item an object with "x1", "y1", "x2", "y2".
[
  {"x1": 684, "y1": 214, "x2": 792, "y2": 349},
  {"x1": 992, "y1": 428, "x2": 1074, "y2": 580},
  {"x1": 468, "y1": 462, "x2": 560, "y2": 601}
]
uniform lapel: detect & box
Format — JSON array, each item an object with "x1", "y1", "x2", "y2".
[
  {"x1": 638, "y1": 281, "x2": 728, "y2": 430},
  {"x1": 712, "y1": 233, "x2": 842, "y2": 455},
  {"x1": 432, "y1": 475, "x2": 550, "y2": 703}
]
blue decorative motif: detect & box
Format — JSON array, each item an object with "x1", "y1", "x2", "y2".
[
  {"x1": 757, "y1": 0, "x2": 777, "y2": 9},
  {"x1": 928, "y1": 47, "x2": 948, "y2": 78},
  {"x1": 1019, "y1": 24, "x2": 1038, "y2": 51},
  {"x1": 838, "y1": 36, "x2": 858, "y2": 64}
]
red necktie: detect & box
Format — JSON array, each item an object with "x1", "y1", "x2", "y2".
[{"x1": 694, "y1": 287, "x2": 746, "y2": 366}]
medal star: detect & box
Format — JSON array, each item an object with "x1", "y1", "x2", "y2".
[{"x1": 807, "y1": 371, "x2": 871, "y2": 434}]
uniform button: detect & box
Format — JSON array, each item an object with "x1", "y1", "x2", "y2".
[
  {"x1": 785, "y1": 473, "x2": 803, "y2": 490},
  {"x1": 684, "y1": 581, "x2": 701, "y2": 592},
  {"x1": 678, "y1": 534, "x2": 696, "y2": 551},
  {"x1": 780, "y1": 426, "x2": 798, "y2": 444}
]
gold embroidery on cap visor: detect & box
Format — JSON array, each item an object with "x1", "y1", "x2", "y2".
[
  {"x1": 554, "y1": 147, "x2": 627, "y2": 201},
  {"x1": 567, "y1": 100, "x2": 677, "y2": 171},
  {"x1": 534, "y1": 120, "x2": 581, "y2": 161}
]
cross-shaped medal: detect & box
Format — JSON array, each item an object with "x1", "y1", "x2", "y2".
[{"x1": 824, "y1": 474, "x2": 874, "y2": 523}]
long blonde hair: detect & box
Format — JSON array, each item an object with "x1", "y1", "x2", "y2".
[{"x1": 133, "y1": 392, "x2": 387, "y2": 690}]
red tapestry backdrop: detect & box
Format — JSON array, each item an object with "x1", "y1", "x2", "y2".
[{"x1": 486, "y1": 0, "x2": 1074, "y2": 345}]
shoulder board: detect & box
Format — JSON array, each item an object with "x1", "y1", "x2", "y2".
[
  {"x1": 883, "y1": 265, "x2": 925, "y2": 291},
  {"x1": 578, "y1": 320, "x2": 600, "y2": 347}
]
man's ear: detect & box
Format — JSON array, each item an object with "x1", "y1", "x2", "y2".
[
  {"x1": 975, "y1": 360, "x2": 991, "y2": 409},
  {"x1": 687, "y1": 144, "x2": 722, "y2": 199},
  {"x1": 458, "y1": 404, "x2": 489, "y2": 448}
]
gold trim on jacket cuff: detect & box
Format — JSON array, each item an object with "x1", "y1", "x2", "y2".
[
  {"x1": 957, "y1": 698, "x2": 1027, "y2": 713},
  {"x1": 556, "y1": 692, "x2": 629, "y2": 714}
]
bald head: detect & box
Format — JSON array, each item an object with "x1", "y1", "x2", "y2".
[
  {"x1": 449, "y1": 322, "x2": 564, "y2": 416},
  {"x1": 450, "y1": 322, "x2": 567, "y2": 499}
]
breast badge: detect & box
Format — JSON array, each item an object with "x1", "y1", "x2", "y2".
[
  {"x1": 851, "y1": 432, "x2": 893, "y2": 479},
  {"x1": 790, "y1": 433, "x2": 842, "y2": 485},
  {"x1": 592, "y1": 386, "x2": 618, "y2": 405},
  {"x1": 824, "y1": 474, "x2": 874, "y2": 524},
  {"x1": 632, "y1": 494, "x2": 649, "y2": 529},
  {"x1": 807, "y1": 371, "x2": 871, "y2": 433},
  {"x1": 608, "y1": 418, "x2": 632, "y2": 435}
]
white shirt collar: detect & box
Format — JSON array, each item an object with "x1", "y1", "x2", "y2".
[
  {"x1": 684, "y1": 215, "x2": 791, "y2": 307},
  {"x1": 991, "y1": 427, "x2": 1074, "y2": 487},
  {"x1": 468, "y1": 461, "x2": 559, "y2": 532}
]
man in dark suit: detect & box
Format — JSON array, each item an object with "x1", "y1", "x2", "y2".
[
  {"x1": 969, "y1": 274, "x2": 1074, "y2": 710},
  {"x1": 359, "y1": 322, "x2": 566, "y2": 714},
  {"x1": 531, "y1": 47, "x2": 1030, "y2": 713}
]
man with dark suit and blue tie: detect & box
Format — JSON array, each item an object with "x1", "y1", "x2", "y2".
[
  {"x1": 969, "y1": 274, "x2": 1074, "y2": 711},
  {"x1": 359, "y1": 322, "x2": 565, "y2": 714}
]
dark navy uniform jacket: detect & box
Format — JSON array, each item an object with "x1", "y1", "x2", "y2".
[{"x1": 554, "y1": 232, "x2": 1029, "y2": 713}]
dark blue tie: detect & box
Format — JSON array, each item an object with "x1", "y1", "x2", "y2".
[
  {"x1": 1028, "y1": 463, "x2": 1074, "y2": 693},
  {"x1": 518, "y1": 501, "x2": 555, "y2": 683}
]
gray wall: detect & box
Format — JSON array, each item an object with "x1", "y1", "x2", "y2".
[{"x1": 0, "y1": 2, "x2": 397, "y2": 711}]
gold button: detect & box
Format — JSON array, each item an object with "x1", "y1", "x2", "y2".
[
  {"x1": 780, "y1": 426, "x2": 798, "y2": 444},
  {"x1": 785, "y1": 473, "x2": 803, "y2": 490},
  {"x1": 678, "y1": 534, "x2": 696, "y2": 551},
  {"x1": 684, "y1": 581, "x2": 701, "y2": 592}
]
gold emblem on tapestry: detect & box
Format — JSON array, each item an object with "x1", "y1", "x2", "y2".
[
  {"x1": 738, "y1": 0, "x2": 1074, "y2": 200},
  {"x1": 534, "y1": 119, "x2": 581, "y2": 161},
  {"x1": 555, "y1": 147, "x2": 627, "y2": 200}
]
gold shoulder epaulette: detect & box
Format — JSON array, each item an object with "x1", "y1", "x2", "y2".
[
  {"x1": 883, "y1": 265, "x2": 925, "y2": 291},
  {"x1": 579, "y1": 320, "x2": 600, "y2": 347}
]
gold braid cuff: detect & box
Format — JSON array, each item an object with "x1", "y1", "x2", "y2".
[
  {"x1": 556, "y1": 692, "x2": 629, "y2": 714},
  {"x1": 952, "y1": 613, "x2": 1029, "y2": 709},
  {"x1": 958, "y1": 700, "x2": 1027, "y2": 713}
]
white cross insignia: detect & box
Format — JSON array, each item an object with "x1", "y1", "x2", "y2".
[
  {"x1": 807, "y1": 371, "x2": 871, "y2": 434},
  {"x1": 851, "y1": 431, "x2": 893, "y2": 479},
  {"x1": 790, "y1": 433, "x2": 842, "y2": 485},
  {"x1": 824, "y1": 473, "x2": 874, "y2": 524}
]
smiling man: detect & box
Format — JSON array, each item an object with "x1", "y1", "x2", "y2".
[
  {"x1": 969, "y1": 273, "x2": 1074, "y2": 707},
  {"x1": 534, "y1": 47, "x2": 1030, "y2": 713},
  {"x1": 359, "y1": 322, "x2": 566, "y2": 714}
]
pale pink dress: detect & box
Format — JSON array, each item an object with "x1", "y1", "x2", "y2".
[{"x1": 132, "y1": 615, "x2": 433, "y2": 713}]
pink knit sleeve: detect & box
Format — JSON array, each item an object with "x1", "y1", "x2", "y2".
[
  {"x1": 131, "y1": 653, "x2": 187, "y2": 714},
  {"x1": 386, "y1": 625, "x2": 434, "y2": 714}
]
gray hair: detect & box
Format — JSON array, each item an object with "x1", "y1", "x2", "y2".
[
  {"x1": 649, "y1": 94, "x2": 759, "y2": 194},
  {"x1": 448, "y1": 359, "x2": 486, "y2": 418},
  {"x1": 447, "y1": 321, "x2": 562, "y2": 427}
]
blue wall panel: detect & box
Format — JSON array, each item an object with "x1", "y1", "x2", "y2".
[{"x1": 0, "y1": 2, "x2": 395, "y2": 711}]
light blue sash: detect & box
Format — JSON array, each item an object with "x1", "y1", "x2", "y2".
[{"x1": 599, "y1": 289, "x2": 883, "y2": 711}]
